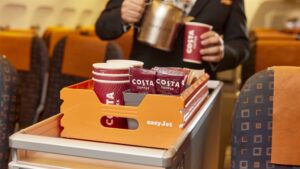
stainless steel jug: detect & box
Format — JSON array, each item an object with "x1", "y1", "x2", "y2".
[{"x1": 137, "y1": 0, "x2": 185, "y2": 51}]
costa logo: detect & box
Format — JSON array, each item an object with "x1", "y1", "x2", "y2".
[
  {"x1": 105, "y1": 116, "x2": 114, "y2": 126},
  {"x1": 106, "y1": 92, "x2": 116, "y2": 104},
  {"x1": 156, "y1": 79, "x2": 180, "y2": 88},
  {"x1": 186, "y1": 30, "x2": 195, "y2": 54},
  {"x1": 132, "y1": 79, "x2": 155, "y2": 87}
]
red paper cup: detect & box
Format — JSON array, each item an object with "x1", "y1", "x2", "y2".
[
  {"x1": 93, "y1": 63, "x2": 130, "y2": 74},
  {"x1": 93, "y1": 78, "x2": 129, "y2": 105},
  {"x1": 100, "y1": 115, "x2": 128, "y2": 129},
  {"x1": 93, "y1": 78, "x2": 130, "y2": 128},
  {"x1": 92, "y1": 71, "x2": 129, "y2": 81},
  {"x1": 106, "y1": 59, "x2": 144, "y2": 68},
  {"x1": 183, "y1": 22, "x2": 213, "y2": 64}
]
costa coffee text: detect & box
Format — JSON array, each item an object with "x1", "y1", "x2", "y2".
[
  {"x1": 106, "y1": 92, "x2": 120, "y2": 105},
  {"x1": 132, "y1": 79, "x2": 155, "y2": 87},
  {"x1": 156, "y1": 79, "x2": 180, "y2": 88},
  {"x1": 186, "y1": 30, "x2": 196, "y2": 54},
  {"x1": 105, "y1": 116, "x2": 114, "y2": 126}
]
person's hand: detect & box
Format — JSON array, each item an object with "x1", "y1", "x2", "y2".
[
  {"x1": 121, "y1": 0, "x2": 146, "y2": 24},
  {"x1": 200, "y1": 31, "x2": 224, "y2": 63}
]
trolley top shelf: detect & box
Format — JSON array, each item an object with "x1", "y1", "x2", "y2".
[{"x1": 9, "y1": 80, "x2": 223, "y2": 168}]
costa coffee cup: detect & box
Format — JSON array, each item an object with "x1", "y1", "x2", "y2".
[
  {"x1": 106, "y1": 59, "x2": 144, "y2": 68},
  {"x1": 183, "y1": 22, "x2": 213, "y2": 64},
  {"x1": 92, "y1": 71, "x2": 129, "y2": 81},
  {"x1": 93, "y1": 78, "x2": 129, "y2": 105},
  {"x1": 93, "y1": 78, "x2": 130, "y2": 128},
  {"x1": 93, "y1": 63, "x2": 130, "y2": 74}
]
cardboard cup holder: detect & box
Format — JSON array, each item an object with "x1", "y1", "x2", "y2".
[{"x1": 60, "y1": 74, "x2": 209, "y2": 149}]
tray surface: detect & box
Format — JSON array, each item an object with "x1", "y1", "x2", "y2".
[{"x1": 9, "y1": 80, "x2": 223, "y2": 167}]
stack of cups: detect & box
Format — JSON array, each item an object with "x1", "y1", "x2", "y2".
[
  {"x1": 92, "y1": 63, "x2": 131, "y2": 129},
  {"x1": 106, "y1": 60, "x2": 144, "y2": 130}
]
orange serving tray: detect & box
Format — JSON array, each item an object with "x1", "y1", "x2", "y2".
[{"x1": 60, "y1": 74, "x2": 209, "y2": 149}]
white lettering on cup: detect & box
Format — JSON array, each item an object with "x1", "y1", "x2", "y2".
[
  {"x1": 106, "y1": 116, "x2": 114, "y2": 126},
  {"x1": 186, "y1": 30, "x2": 195, "y2": 54},
  {"x1": 106, "y1": 92, "x2": 115, "y2": 104},
  {"x1": 105, "y1": 93, "x2": 115, "y2": 126}
]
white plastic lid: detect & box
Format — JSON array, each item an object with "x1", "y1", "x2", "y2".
[
  {"x1": 106, "y1": 59, "x2": 144, "y2": 67},
  {"x1": 92, "y1": 62, "x2": 131, "y2": 70}
]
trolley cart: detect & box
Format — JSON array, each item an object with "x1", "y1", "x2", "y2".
[{"x1": 9, "y1": 80, "x2": 223, "y2": 169}]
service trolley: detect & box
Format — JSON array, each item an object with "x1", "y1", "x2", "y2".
[{"x1": 9, "y1": 80, "x2": 223, "y2": 169}]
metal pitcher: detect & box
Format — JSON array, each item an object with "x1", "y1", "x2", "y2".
[{"x1": 137, "y1": 0, "x2": 186, "y2": 51}]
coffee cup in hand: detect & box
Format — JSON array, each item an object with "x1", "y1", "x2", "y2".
[{"x1": 183, "y1": 22, "x2": 213, "y2": 64}]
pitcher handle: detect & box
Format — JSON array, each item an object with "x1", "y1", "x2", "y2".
[
  {"x1": 130, "y1": 24, "x2": 141, "y2": 32},
  {"x1": 131, "y1": 0, "x2": 152, "y2": 32}
]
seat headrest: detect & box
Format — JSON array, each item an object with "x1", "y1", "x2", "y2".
[
  {"x1": 75, "y1": 26, "x2": 96, "y2": 36},
  {"x1": 43, "y1": 27, "x2": 75, "y2": 57},
  {"x1": 255, "y1": 32, "x2": 297, "y2": 41},
  {"x1": 255, "y1": 41, "x2": 300, "y2": 72},
  {"x1": 62, "y1": 34, "x2": 108, "y2": 78},
  {"x1": 272, "y1": 66, "x2": 300, "y2": 166},
  {"x1": 0, "y1": 31, "x2": 33, "y2": 71}
]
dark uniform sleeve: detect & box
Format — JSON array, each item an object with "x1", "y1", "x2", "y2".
[
  {"x1": 95, "y1": 1, "x2": 125, "y2": 40},
  {"x1": 217, "y1": 0, "x2": 250, "y2": 71}
]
